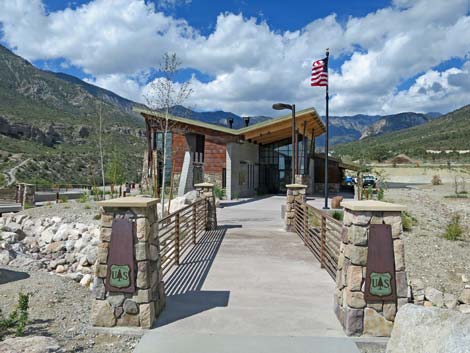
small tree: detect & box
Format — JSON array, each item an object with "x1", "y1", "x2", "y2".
[
  {"x1": 97, "y1": 102, "x2": 106, "y2": 198},
  {"x1": 106, "y1": 154, "x2": 126, "y2": 196},
  {"x1": 144, "y1": 53, "x2": 193, "y2": 217}
]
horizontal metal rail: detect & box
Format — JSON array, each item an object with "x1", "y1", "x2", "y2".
[
  {"x1": 157, "y1": 198, "x2": 208, "y2": 276},
  {"x1": 293, "y1": 200, "x2": 344, "y2": 281}
]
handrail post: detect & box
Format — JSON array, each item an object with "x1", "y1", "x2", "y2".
[
  {"x1": 175, "y1": 213, "x2": 180, "y2": 265},
  {"x1": 192, "y1": 202, "x2": 197, "y2": 244},
  {"x1": 303, "y1": 203, "x2": 308, "y2": 246},
  {"x1": 320, "y1": 215, "x2": 326, "y2": 268}
]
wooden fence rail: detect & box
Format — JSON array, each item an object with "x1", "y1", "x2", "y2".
[
  {"x1": 293, "y1": 200, "x2": 345, "y2": 280},
  {"x1": 158, "y1": 197, "x2": 208, "y2": 278}
]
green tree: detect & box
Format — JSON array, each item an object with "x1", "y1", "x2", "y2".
[{"x1": 106, "y1": 154, "x2": 125, "y2": 193}]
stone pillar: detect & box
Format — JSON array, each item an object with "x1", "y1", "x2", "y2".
[
  {"x1": 91, "y1": 197, "x2": 165, "y2": 329},
  {"x1": 195, "y1": 183, "x2": 217, "y2": 230},
  {"x1": 17, "y1": 184, "x2": 25, "y2": 204},
  {"x1": 295, "y1": 174, "x2": 309, "y2": 186},
  {"x1": 285, "y1": 184, "x2": 307, "y2": 231},
  {"x1": 335, "y1": 200, "x2": 408, "y2": 337},
  {"x1": 22, "y1": 183, "x2": 35, "y2": 209}
]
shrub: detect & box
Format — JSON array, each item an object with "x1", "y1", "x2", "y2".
[
  {"x1": 332, "y1": 211, "x2": 344, "y2": 221},
  {"x1": 93, "y1": 214, "x2": 101, "y2": 220},
  {"x1": 443, "y1": 214, "x2": 464, "y2": 241},
  {"x1": 84, "y1": 204, "x2": 91, "y2": 210},
  {"x1": 402, "y1": 211, "x2": 417, "y2": 232},
  {"x1": 431, "y1": 175, "x2": 442, "y2": 185},
  {"x1": 378, "y1": 187, "x2": 385, "y2": 201},
  {"x1": 78, "y1": 193, "x2": 88, "y2": 203},
  {"x1": 0, "y1": 292, "x2": 30, "y2": 339},
  {"x1": 59, "y1": 195, "x2": 68, "y2": 203},
  {"x1": 213, "y1": 185, "x2": 226, "y2": 199}
]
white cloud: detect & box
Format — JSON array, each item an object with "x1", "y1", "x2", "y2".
[{"x1": 0, "y1": 0, "x2": 469, "y2": 116}]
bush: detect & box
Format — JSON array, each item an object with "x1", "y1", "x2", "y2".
[
  {"x1": 0, "y1": 292, "x2": 30, "y2": 339},
  {"x1": 402, "y1": 211, "x2": 417, "y2": 232},
  {"x1": 431, "y1": 175, "x2": 442, "y2": 185},
  {"x1": 213, "y1": 185, "x2": 226, "y2": 199},
  {"x1": 443, "y1": 214, "x2": 464, "y2": 241},
  {"x1": 332, "y1": 211, "x2": 344, "y2": 221},
  {"x1": 377, "y1": 187, "x2": 385, "y2": 201},
  {"x1": 78, "y1": 193, "x2": 88, "y2": 203},
  {"x1": 59, "y1": 195, "x2": 68, "y2": 203}
]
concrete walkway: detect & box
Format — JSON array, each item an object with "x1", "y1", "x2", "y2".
[{"x1": 134, "y1": 196, "x2": 359, "y2": 353}]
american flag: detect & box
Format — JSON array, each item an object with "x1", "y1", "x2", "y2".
[{"x1": 311, "y1": 58, "x2": 328, "y2": 87}]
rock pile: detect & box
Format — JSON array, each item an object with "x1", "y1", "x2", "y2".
[
  {"x1": 0, "y1": 213, "x2": 100, "y2": 288},
  {"x1": 410, "y1": 278, "x2": 470, "y2": 314}
]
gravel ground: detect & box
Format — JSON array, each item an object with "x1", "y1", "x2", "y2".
[
  {"x1": 21, "y1": 200, "x2": 102, "y2": 225},
  {"x1": 384, "y1": 184, "x2": 470, "y2": 295},
  {"x1": 0, "y1": 266, "x2": 139, "y2": 352}
]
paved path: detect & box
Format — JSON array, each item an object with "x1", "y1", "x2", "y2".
[{"x1": 134, "y1": 196, "x2": 359, "y2": 353}]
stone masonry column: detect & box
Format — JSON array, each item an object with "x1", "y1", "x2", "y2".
[
  {"x1": 285, "y1": 184, "x2": 307, "y2": 231},
  {"x1": 22, "y1": 183, "x2": 35, "y2": 209},
  {"x1": 91, "y1": 197, "x2": 165, "y2": 329},
  {"x1": 195, "y1": 182, "x2": 217, "y2": 230},
  {"x1": 17, "y1": 183, "x2": 25, "y2": 204},
  {"x1": 335, "y1": 200, "x2": 408, "y2": 337}
]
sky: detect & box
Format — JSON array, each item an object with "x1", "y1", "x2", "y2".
[{"x1": 0, "y1": 0, "x2": 469, "y2": 117}]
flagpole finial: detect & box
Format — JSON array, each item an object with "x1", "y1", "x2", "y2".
[{"x1": 326, "y1": 48, "x2": 330, "y2": 57}]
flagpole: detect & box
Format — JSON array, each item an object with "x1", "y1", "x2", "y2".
[{"x1": 323, "y1": 48, "x2": 330, "y2": 209}]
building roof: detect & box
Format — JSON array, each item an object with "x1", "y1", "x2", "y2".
[
  {"x1": 135, "y1": 107, "x2": 326, "y2": 145},
  {"x1": 314, "y1": 153, "x2": 360, "y2": 171}
]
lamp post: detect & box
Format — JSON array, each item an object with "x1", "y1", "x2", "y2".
[{"x1": 272, "y1": 103, "x2": 296, "y2": 184}]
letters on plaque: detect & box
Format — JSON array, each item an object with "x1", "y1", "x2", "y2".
[
  {"x1": 106, "y1": 218, "x2": 135, "y2": 293},
  {"x1": 364, "y1": 224, "x2": 397, "y2": 302}
]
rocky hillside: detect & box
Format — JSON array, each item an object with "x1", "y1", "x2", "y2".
[
  {"x1": 0, "y1": 44, "x2": 147, "y2": 186},
  {"x1": 360, "y1": 112, "x2": 435, "y2": 139},
  {"x1": 333, "y1": 104, "x2": 470, "y2": 162}
]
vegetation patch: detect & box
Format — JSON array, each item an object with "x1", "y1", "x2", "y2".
[
  {"x1": 0, "y1": 292, "x2": 30, "y2": 339},
  {"x1": 402, "y1": 211, "x2": 417, "y2": 232},
  {"x1": 443, "y1": 214, "x2": 464, "y2": 241}
]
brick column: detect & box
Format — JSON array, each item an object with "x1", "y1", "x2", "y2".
[
  {"x1": 334, "y1": 200, "x2": 408, "y2": 337},
  {"x1": 195, "y1": 182, "x2": 217, "y2": 230},
  {"x1": 91, "y1": 197, "x2": 165, "y2": 329},
  {"x1": 285, "y1": 184, "x2": 307, "y2": 231},
  {"x1": 22, "y1": 183, "x2": 35, "y2": 209}
]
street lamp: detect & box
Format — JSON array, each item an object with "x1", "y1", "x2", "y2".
[{"x1": 272, "y1": 103, "x2": 296, "y2": 184}]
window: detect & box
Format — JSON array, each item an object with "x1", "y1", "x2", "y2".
[
  {"x1": 222, "y1": 168, "x2": 226, "y2": 188},
  {"x1": 194, "y1": 134, "x2": 205, "y2": 163}
]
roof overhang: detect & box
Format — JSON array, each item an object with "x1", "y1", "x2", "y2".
[{"x1": 135, "y1": 107, "x2": 326, "y2": 145}]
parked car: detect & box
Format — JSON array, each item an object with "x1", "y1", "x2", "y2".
[{"x1": 363, "y1": 175, "x2": 376, "y2": 188}]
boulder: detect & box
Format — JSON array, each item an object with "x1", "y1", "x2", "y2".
[
  {"x1": 184, "y1": 190, "x2": 198, "y2": 204},
  {"x1": 0, "y1": 249, "x2": 13, "y2": 265},
  {"x1": 0, "y1": 335, "x2": 60, "y2": 353},
  {"x1": 425, "y1": 287, "x2": 444, "y2": 308},
  {"x1": 460, "y1": 288, "x2": 470, "y2": 305},
  {"x1": 386, "y1": 304, "x2": 470, "y2": 353}
]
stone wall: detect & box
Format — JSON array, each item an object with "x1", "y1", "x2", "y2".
[
  {"x1": 91, "y1": 197, "x2": 165, "y2": 329},
  {"x1": 195, "y1": 183, "x2": 217, "y2": 230},
  {"x1": 285, "y1": 184, "x2": 307, "y2": 232},
  {"x1": 334, "y1": 200, "x2": 408, "y2": 337}
]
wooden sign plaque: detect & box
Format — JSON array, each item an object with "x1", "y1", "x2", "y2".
[
  {"x1": 105, "y1": 218, "x2": 135, "y2": 293},
  {"x1": 364, "y1": 224, "x2": 397, "y2": 302}
]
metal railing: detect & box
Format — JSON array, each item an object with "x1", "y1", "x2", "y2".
[
  {"x1": 157, "y1": 198, "x2": 208, "y2": 278},
  {"x1": 293, "y1": 200, "x2": 345, "y2": 280}
]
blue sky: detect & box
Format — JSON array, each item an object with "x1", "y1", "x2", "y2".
[{"x1": 1, "y1": 0, "x2": 469, "y2": 116}]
